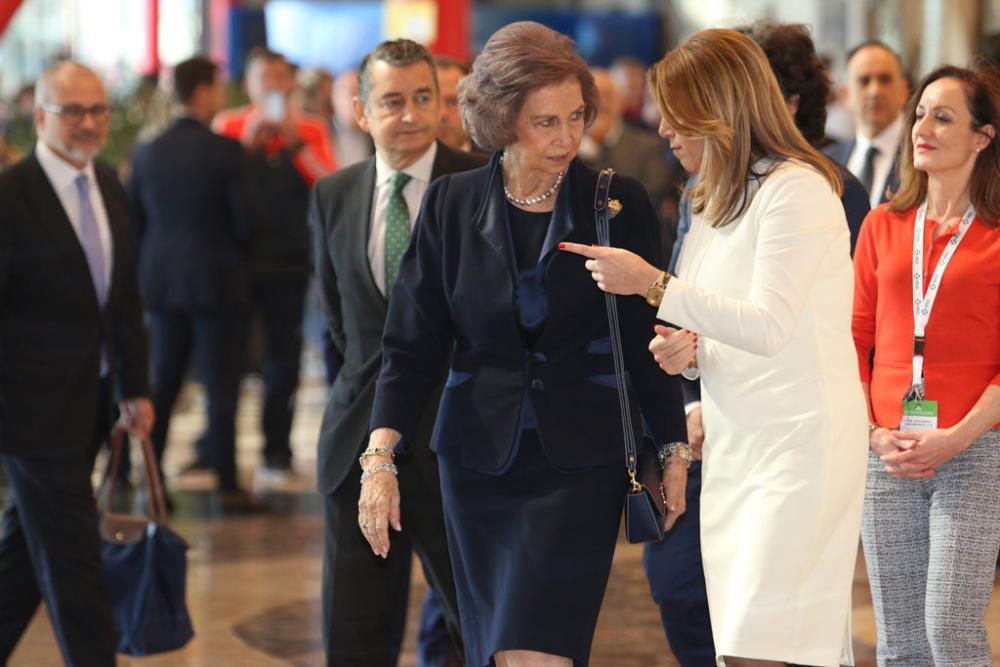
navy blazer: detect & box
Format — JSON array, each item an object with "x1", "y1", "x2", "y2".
[
  {"x1": 128, "y1": 117, "x2": 252, "y2": 311},
  {"x1": 370, "y1": 155, "x2": 687, "y2": 474},
  {"x1": 824, "y1": 138, "x2": 900, "y2": 206},
  {"x1": 0, "y1": 153, "x2": 149, "y2": 457}
]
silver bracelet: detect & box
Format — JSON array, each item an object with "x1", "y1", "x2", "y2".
[
  {"x1": 360, "y1": 463, "x2": 398, "y2": 484},
  {"x1": 657, "y1": 442, "x2": 693, "y2": 469}
]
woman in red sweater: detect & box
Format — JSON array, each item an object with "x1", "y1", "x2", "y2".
[{"x1": 853, "y1": 63, "x2": 1000, "y2": 666}]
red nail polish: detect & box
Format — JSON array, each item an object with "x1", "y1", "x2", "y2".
[
  {"x1": 591, "y1": 243, "x2": 599, "y2": 247},
  {"x1": 558, "y1": 242, "x2": 565, "y2": 249}
]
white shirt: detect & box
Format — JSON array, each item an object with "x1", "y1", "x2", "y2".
[
  {"x1": 846, "y1": 114, "x2": 903, "y2": 209},
  {"x1": 367, "y1": 142, "x2": 437, "y2": 295},
  {"x1": 35, "y1": 139, "x2": 114, "y2": 287}
]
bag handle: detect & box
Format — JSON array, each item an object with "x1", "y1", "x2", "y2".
[
  {"x1": 593, "y1": 168, "x2": 643, "y2": 493},
  {"x1": 98, "y1": 426, "x2": 169, "y2": 523}
]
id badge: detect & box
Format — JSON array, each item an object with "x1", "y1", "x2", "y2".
[{"x1": 900, "y1": 399, "x2": 938, "y2": 431}]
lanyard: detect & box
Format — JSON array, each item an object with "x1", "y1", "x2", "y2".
[{"x1": 908, "y1": 200, "x2": 976, "y2": 398}]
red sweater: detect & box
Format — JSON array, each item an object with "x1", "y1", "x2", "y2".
[
  {"x1": 212, "y1": 106, "x2": 336, "y2": 186},
  {"x1": 853, "y1": 204, "x2": 1000, "y2": 429}
]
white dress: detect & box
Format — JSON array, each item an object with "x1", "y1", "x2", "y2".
[{"x1": 659, "y1": 161, "x2": 868, "y2": 666}]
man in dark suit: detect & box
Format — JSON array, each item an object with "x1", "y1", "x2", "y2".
[
  {"x1": 0, "y1": 61, "x2": 152, "y2": 666},
  {"x1": 128, "y1": 56, "x2": 259, "y2": 508},
  {"x1": 309, "y1": 39, "x2": 483, "y2": 667},
  {"x1": 825, "y1": 41, "x2": 909, "y2": 208}
]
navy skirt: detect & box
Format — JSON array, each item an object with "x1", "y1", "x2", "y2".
[{"x1": 438, "y1": 430, "x2": 626, "y2": 666}]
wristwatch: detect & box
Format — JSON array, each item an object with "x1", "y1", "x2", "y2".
[{"x1": 645, "y1": 270, "x2": 671, "y2": 307}]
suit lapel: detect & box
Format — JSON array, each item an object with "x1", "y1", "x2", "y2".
[
  {"x1": 23, "y1": 153, "x2": 101, "y2": 314},
  {"x1": 538, "y1": 165, "x2": 576, "y2": 264},
  {"x1": 473, "y1": 155, "x2": 517, "y2": 279},
  {"x1": 355, "y1": 159, "x2": 385, "y2": 306}
]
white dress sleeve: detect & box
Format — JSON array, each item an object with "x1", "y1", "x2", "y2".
[{"x1": 657, "y1": 165, "x2": 846, "y2": 357}]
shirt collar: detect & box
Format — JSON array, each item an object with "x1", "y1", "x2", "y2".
[
  {"x1": 374, "y1": 141, "x2": 438, "y2": 188},
  {"x1": 855, "y1": 113, "x2": 904, "y2": 158},
  {"x1": 35, "y1": 139, "x2": 97, "y2": 194}
]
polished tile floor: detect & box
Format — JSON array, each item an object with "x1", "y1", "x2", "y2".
[{"x1": 4, "y1": 356, "x2": 1000, "y2": 666}]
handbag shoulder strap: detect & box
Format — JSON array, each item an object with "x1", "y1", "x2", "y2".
[
  {"x1": 593, "y1": 168, "x2": 642, "y2": 492},
  {"x1": 97, "y1": 427, "x2": 169, "y2": 523}
]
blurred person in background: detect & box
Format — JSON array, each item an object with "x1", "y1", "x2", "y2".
[
  {"x1": 853, "y1": 63, "x2": 1000, "y2": 667},
  {"x1": 128, "y1": 56, "x2": 259, "y2": 511},
  {"x1": 433, "y1": 55, "x2": 473, "y2": 152},
  {"x1": 826, "y1": 41, "x2": 910, "y2": 208},
  {"x1": 821, "y1": 54, "x2": 855, "y2": 144},
  {"x1": 0, "y1": 61, "x2": 152, "y2": 667},
  {"x1": 3, "y1": 84, "x2": 36, "y2": 156},
  {"x1": 295, "y1": 67, "x2": 335, "y2": 126},
  {"x1": 330, "y1": 69, "x2": 374, "y2": 167},
  {"x1": 611, "y1": 55, "x2": 651, "y2": 128},
  {"x1": 213, "y1": 47, "x2": 336, "y2": 482}
]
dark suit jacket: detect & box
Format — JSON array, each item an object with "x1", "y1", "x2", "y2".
[
  {"x1": 310, "y1": 141, "x2": 486, "y2": 494},
  {"x1": 128, "y1": 116, "x2": 252, "y2": 312},
  {"x1": 824, "y1": 138, "x2": 900, "y2": 205},
  {"x1": 370, "y1": 155, "x2": 687, "y2": 473},
  {"x1": 0, "y1": 152, "x2": 149, "y2": 458}
]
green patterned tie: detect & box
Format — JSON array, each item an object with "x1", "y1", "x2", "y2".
[{"x1": 384, "y1": 171, "x2": 413, "y2": 296}]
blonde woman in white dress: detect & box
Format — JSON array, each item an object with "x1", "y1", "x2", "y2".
[{"x1": 562, "y1": 29, "x2": 868, "y2": 667}]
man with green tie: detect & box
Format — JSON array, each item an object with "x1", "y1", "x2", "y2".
[{"x1": 308, "y1": 39, "x2": 483, "y2": 666}]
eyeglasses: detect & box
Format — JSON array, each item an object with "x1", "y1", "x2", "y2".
[{"x1": 40, "y1": 103, "x2": 111, "y2": 122}]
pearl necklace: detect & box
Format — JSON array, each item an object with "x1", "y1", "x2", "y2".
[{"x1": 500, "y1": 153, "x2": 565, "y2": 207}]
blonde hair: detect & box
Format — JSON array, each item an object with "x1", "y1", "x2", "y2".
[{"x1": 649, "y1": 29, "x2": 842, "y2": 227}]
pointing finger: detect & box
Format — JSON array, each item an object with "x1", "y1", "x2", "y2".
[{"x1": 558, "y1": 242, "x2": 603, "y2": 258}]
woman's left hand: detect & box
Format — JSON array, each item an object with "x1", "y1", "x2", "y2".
[
  {"x1": 358, "y1": 461, "x2": 402, "y2": 558},
  {"x1": 661, "y1": 459, "x2": 688, "y2": 531},
  {"x1": 879, "y1": 427, "x2": 970, "y2": 479},
  {"x1": 649, "y1": 325, "x2": 697, "y2": 375},
  {"x1": 559, "y1": 242, "x2": 661, "y2": 296}
]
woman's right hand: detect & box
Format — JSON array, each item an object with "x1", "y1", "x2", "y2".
[{"x1": 648, "y1": 325, "x2": 697, "y2": 375}]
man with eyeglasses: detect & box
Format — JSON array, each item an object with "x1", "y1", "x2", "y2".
[
  {"x1": 0, "y1": 61, "x2": 152, "y2": 666},
  {"x1": 309, "y1": 39, "x2": 483, "y2": 666}
]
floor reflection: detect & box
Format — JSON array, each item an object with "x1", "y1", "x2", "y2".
[{"x1": 2, "y1": 354, "x2": 999, "y2": 666}]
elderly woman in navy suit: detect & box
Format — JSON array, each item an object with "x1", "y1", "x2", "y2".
[{"x1": 356, "y1": 21, "x2": 689, "y2": 667}]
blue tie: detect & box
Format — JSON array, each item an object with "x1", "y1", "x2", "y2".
[{"x1": 74, "y1": 173, "x2": 108, "y2": 307}]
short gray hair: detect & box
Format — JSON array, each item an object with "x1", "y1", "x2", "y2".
[
  {"x1": 358, "y1": 39, "x2": 437, "y2": 105},
  {"x1": 458, "y1": 22, "x2": 599, "y2": 151},
  {"x1": 35, "y1": 61, "x2": 102, "y2": 107}
]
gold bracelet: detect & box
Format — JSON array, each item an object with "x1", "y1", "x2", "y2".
[
  {"x1": 868, "y1": 422, "x2": 880, "y2": 435},
  {"x1": 359, "y1": 447, "x2": 395, "y2": 465}
]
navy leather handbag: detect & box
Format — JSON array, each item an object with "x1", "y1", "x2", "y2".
[
  {"x1": 594, "y1": 168, "x2": 667, "y2": 544},
  {"x1": 98, "y1": 428, "x2": 194, "y2": 655}
]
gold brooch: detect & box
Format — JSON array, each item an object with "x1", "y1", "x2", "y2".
[{"x1": 608, "y1": 199, "x2": 623, "y2": 219}]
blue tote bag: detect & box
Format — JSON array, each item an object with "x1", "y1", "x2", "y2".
[{"x1": 98, "y1": 429, "x2": 194, "y2": 656}]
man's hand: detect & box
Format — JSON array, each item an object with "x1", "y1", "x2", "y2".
[{"x1": 118, "y1": 398, "x2": 154, "y2": 440}]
